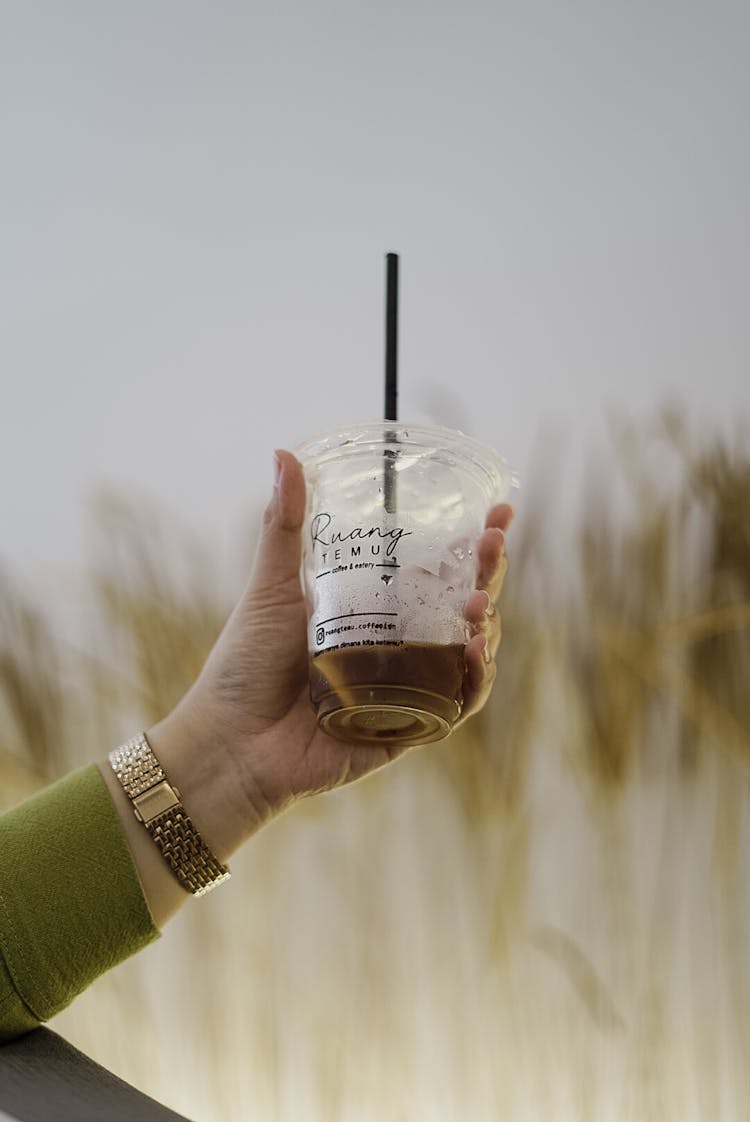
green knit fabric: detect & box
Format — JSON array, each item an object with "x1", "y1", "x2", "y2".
[{"x1": 0, "y1": 764, "x2": 160, "y2": 1042}]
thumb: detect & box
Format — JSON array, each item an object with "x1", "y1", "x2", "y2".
[{"x1": 251, "y1": 450, "x2": 307, "y2": 594}]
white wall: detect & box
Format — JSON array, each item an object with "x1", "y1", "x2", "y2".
[{"x1": 2, "y1": 0, "x2": 748, "y2": 588}]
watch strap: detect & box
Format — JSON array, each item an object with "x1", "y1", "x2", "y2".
[{"x1": 109, "y1": 733, "x2": 230, "y2": 898}]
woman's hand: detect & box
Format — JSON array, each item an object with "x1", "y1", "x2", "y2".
[{"x1": 111, "y1": 450, "x2": 512, "y2": 922}]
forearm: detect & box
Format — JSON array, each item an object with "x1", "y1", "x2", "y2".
[{"x1": 0, "y1": 766, "x2": 159, "y2": 1040}]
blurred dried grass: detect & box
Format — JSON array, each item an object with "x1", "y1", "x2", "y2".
[
  {"x1": 0, "y1": 566, "x2": 67, "y2": 795},
  {"x1": 1, "y1": 407, "x2": 749, "y2": 1121}
]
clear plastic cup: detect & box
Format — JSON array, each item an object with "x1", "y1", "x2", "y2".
[{"x1": 295, "y1": 422, "x2": 517, "y2": 747}]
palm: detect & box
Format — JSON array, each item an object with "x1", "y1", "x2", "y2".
[
  {"x1": 213, "y1": 586, "x2": 407, "y2": 808},
  {"x1": 279, "y1": 692, "x2": 408, "y2": 797}
]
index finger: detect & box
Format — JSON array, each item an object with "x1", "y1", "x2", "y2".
[{"x1": 485, "y1": 503, "x2": 514, "y2": 533}]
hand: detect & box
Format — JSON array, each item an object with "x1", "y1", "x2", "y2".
[{"x1": 147, "y1": 451, "x2": 513, "y2": 862}]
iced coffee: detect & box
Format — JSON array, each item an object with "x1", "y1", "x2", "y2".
[{"x1": 296, "y1": 423, "x2": 514, "y2": 747}]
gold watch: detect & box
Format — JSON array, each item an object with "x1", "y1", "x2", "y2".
[{"x1": 109, "y1": 733, "x2": 230, "y2": 897}]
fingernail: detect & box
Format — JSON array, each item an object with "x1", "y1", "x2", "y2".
[
  {"x1": 479, "y1": 590, "x2": 492, "y2": 614},
  {"x1": 481, "y1": 636, "x2": 492, "y2": 664},
  {"x1": 273, "y1": 451, "x2": 283, "y2": 488}
]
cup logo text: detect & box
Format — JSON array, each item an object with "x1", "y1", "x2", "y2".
[{"x1": 310, "y1": 512, "x2": 412, "y2": 563}]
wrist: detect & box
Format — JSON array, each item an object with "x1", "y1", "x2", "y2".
[{"x1": 145, "y1": 696, "x2": 271, "y2": 865}]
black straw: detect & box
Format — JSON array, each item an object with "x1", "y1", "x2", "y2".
[
  {"x1": 384, "y1": 252, "x2": 399, "y2": 514},
  {"x1": 384, "y1": 252, "x2": 398, "y2": 421}
]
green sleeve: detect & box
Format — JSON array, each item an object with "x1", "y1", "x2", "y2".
[{"x1": 0, "y1": 764, "x2": 160, "y2": 1042}]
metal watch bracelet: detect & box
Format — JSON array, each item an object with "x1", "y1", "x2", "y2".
[{"x1": 109, "y1": 733, "x2": 230, "y2": 897}]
